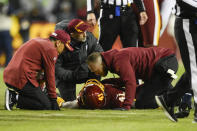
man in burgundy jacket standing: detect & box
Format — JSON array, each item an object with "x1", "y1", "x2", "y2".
[
  {"x1": 3, "y1": 29, "x2": 73, "y2": 110},
  {"x1": 87, "y1": 47, "x2": 178, "y2": 110}
]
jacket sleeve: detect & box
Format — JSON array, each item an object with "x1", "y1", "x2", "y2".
[
  {"x1": 43, "y1": 50, "x2": 58, "y2": 99},
  {"x1": 55, "y1": 55, "x2": 74, "y2": 81},
  {"x1": 87, "y1": 32, "x2": 103, "y2": 54},
  {"x1": 113, "y1": 56, "x2": 137, "y2": 110},
  {"x1": 134, "y1": 0, "x2": 146, "y2": 12},
  {"x1": 87, "y1": 0, "x2": 95, "y2": 14}
]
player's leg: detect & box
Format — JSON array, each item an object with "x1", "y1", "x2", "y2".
[
  {"x1": 17, "y1": 82, "x2": 51, "y2": 110},
  {"x1": 194, "y1": 103, "x2": 197, "y2": 123},
  {"x1": 175, "y1": 17, "x2": 197, "y2": 121},
  {"x1": 98, "y1": 9, "x2": 119, "y2": 51},
  {"x1": 188, "y1": 19, "x2": 197, "y2": 123},
  {"x1": 155, "y1": 73, "x2": 190, "y2": 122},
  {"x1": 159, "y1": 0, "x2": 175, "y2": 36},
  {"x1": 120, "y1": 7, "x2": 138, "y2": 47},
  {"x1": 135, "y1": 71, "x2": 174, "y2": 109},
  {"x1": 135, "y1": 84, "x2": 158, "y2": 109},
  {"x1": 3, "y1": 31, "x2": 13, "y2": 66},
  {"x1": 136, "y1": 55, "x2": 178, "y2": 109},
  {"x1": 141, "y1": 0, "x2": 161, "y2": 46}
]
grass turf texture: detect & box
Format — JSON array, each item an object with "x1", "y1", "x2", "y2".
[{"x1": 0, "y1": 65, "x2": 197, "y2": 131}]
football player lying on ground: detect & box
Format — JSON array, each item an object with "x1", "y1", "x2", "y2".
[{"x1": 57, "y1": 79, "x2": 168, "y2": 109}]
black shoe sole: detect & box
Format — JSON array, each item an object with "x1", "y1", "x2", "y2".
[{"x1": 155, "y1": 95, "x2": 177, "y2": 122}]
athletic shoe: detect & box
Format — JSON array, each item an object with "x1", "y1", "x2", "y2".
[
  {"x1": 155, "y1": 95, "x2": 178, "y2": 122},
  {"x1": 5, "y1": 88, "x2": 17, "y2": 111}
]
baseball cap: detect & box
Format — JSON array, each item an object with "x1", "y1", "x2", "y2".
[
  {"x1": 67, "y1": 19, "x2": 89, "y2": 33},
  {"x1": 50, "y1": 30, "x2": 74, "y2": 51}
]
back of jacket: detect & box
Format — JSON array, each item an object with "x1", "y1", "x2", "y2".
[
  {"x1": 4, "y1": 38, "x2": 58, "y2": 98},
  {"x1": 101, "y1": 47, "x2": 174, "y2": 109}
]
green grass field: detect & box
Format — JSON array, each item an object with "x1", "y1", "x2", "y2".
[{"x1": 0, "y1": 66, "x2": 197, "y2": 131}]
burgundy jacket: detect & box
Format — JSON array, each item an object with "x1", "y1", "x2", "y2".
[
  {"x1": 4, "y1": 38, "x2": 58, "y2": 99},
  {"x1": 101, "y1": 47, "x2": 174, "y2": 110}
]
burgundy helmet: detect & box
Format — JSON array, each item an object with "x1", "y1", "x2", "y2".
[{"x1": 78, "y1": 79, "x2": 106, "y2": 109}]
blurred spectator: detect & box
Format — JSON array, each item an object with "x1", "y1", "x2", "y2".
[
  {"x1": 75, "y1": 0, "x2": 87, "y2": 20},
  {"x1": 53, "y1": 0, "x2": 76, "y2": 22},
  {"x1": 8, "y1": 0, "x2": 57, "y2": 42},
  {"x1": 0, "y1": 0, "x2": 13, "y2": 66}
]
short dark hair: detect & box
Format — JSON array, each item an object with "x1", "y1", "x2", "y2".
[{"x1": 87, "y1": 52, "x2": 101, "y2": 64}]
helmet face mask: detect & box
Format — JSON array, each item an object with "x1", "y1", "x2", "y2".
[{"x1": 78, "y1": 79, "x2": 106, "y2": 109}]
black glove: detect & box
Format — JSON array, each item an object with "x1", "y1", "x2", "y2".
[
  {"x1": 50, "y1": 98, "x2": 60, "y2": 110},
  {"x1": 112, "y1": 107, "x2": 128, "y2": 111}
]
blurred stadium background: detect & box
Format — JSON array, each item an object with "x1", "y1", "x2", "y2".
[
  {"x1": 1, "y1": 1, "x2": 196, "y2": 130},
  {"x1": 0, "y1": 0, "x2": 181, "y2": 67}
]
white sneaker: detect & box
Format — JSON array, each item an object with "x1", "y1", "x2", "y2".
[{"x1": 5, "y1": 88, "x2": 17, "y2": 111}]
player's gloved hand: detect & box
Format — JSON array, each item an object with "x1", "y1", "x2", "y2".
[
  {"x1": 50, "y1": 98, "x2": 60, "y2": 110},
  {"x1": 112, "y1": 107, "x2": 128, "y2": 111}
]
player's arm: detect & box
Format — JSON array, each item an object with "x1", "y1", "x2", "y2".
[
  {"x1": 113, "y1": 57, "x2": 137, "y2": 110},
  {"x1": 55, "y1": 54, "x2": 75, "y2": 81},
  {"x1": 61, "y1": 100, "x2": 79, "y2": 109},
  {"x1": 43, "y1": 51, "x2": 57, "y2": 99},
  {"x1": 57, "y1": 97, "x2": 79, "y2": 109}
]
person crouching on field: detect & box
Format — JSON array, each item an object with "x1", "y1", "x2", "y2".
[
  {"x1": 87, "y1": 47, "x2": 178, "y2": 111},
  {"x1": 4, "y1": 29, "x2": 73, "y2": 110}
]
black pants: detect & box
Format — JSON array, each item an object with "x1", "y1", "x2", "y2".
[
  {"x1": 7, "y1": 82, "x2": 51, "y2": 110},
  {"x1": 174, "y1": 17, "x2": 197, "y2": 104},
  {"x1": 135, "y1": 55, "x2": 178, "y2": 109},
  {"x1": 165, "y1": 73, "x2": 191, "y2": 107},
  {"x1": 98, "y1": 7, "x2": 139, "y2": 51}
]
